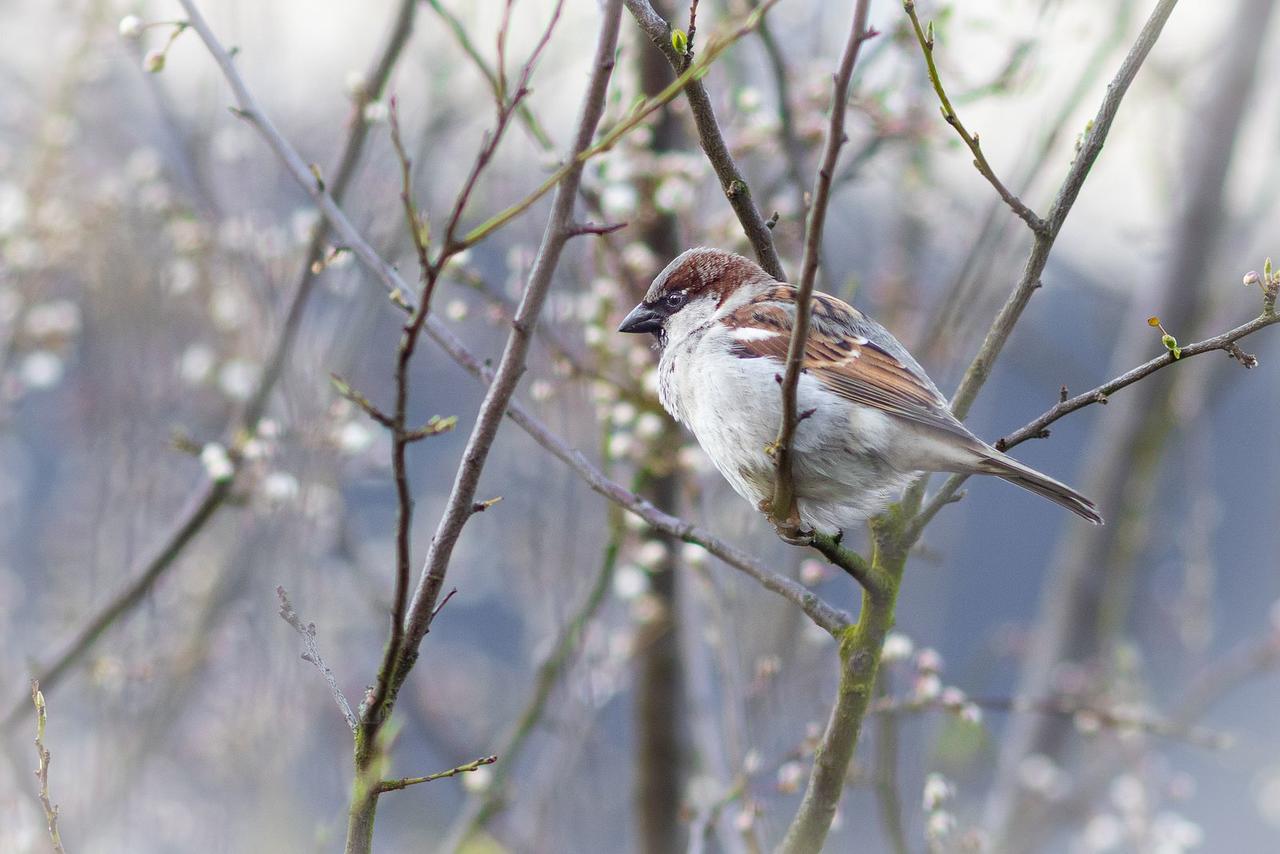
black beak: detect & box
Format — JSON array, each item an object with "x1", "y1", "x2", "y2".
[{"x1": 617, "y1": 303, "x2": 663, "y2": 335}]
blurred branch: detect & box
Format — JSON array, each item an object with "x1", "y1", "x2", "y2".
[
  {"x1": 912, "y1": 305, "x2": 1280, "y2": 535},
  {"x1": 624, "y1": 0, "x2": 786, "y2": 279},
  {"x1": 752, "y1": 6, "x2": 808, "y2": 214},
  {"x1": 1, "y1": 0, "x2": 419, "y2": 732},
  {"x1": 377, "y1": 755, "x2": 498, "y2": 793},
  {"x1": 276, "y1": 587, "x2": 358, "y2": 731},
  {"x1": 769, "y1": 0, "x2": 874, "y2": 534},
  {"x1": 30, "y1": 682, "x2": 67, "y2": 854},
  {"x1": 443, "y1": 515, "x2": 625, "y2": 849},
  {"x1": 873, "y1": 676, "x2": 909, "y2": 854},
  {"x1": 902, "y1": 1, "x2": 1046, "y2": 234}
]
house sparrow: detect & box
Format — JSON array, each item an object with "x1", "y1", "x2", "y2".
[{"x1": 617, "y1": 248, "x2": 1102, "y2": 534}]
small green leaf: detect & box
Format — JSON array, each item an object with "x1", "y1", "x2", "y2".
[
  {"x1": 671, "y1": 28, "x2": 688, "y2": 55},
  {"x1": 1161, "y1": 334, "x2": 1181, "y2": 359}
]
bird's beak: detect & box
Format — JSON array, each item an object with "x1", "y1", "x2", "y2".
[{"x1": 617, "y1": 303, "x2": 663, "y2": 334}]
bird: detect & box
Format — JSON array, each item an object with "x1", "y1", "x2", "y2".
[{"x1": 616, "y1": 247, "x2": 1102, "y2": 535}]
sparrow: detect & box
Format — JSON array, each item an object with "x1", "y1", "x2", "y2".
[{"x1": 617, "y1": 248, "x2": 1102, "y2": 534}]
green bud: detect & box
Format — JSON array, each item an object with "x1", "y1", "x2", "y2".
[
  {"x1": 671, "y1": 29, "x2": 688, "y2": 55},
  {"x1": 1161, "y1": 334, "x2": 1182, "y2": 359}
]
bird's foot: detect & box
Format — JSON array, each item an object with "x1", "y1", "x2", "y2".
[{"x1": 759, "y1": 499, "x2": 814, "y2": 546}]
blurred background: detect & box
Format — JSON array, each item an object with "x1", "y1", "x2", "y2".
[{"x1": 2, "y1": 0, "x2": 1279, "y2": 851}]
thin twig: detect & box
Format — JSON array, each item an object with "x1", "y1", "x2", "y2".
[
  {"x1": 911, "y1": 307, "x2": 1279, "y2": 537},
  {"x1": 902, "y1": 1, "x2": 1046, "y2": 234},
  {"x1": 276, "y1": 587, "x2": 358, "y2": 731},
  {"x1": 388, "y1": 0, "x2": 626, "y2": 719},
  {"x1": 625, "y1": 0, "x2": 785, "y2": 279},
  {"x1": 442, "y1": 519, "x2": 625, "y2": 848},
  {"x1": 944, "y1": 0, "x2": 1182, "y2": 424},
  {"x1": 377, "y1": 755, "x2": 498, "y2": 793},
  {"x1": 30, "y1": 682, "x2": 67, "y2": 854},
  {"x1": 769, "y1": 0, "x2": 873, "y2": 532}
]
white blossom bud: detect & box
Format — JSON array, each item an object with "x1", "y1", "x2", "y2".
[
  {"x1": 881, "y1": 631, "x2": 914, "y2": 662},
  {"x1": 118, "y1": 15, "x2": 144, "y2": 39},
  {"x1": 200, "y1": 443, "x2": 234, "y2": 482},
  {"x1": 923, "y1": 772, "x2": 955, "y2": 811}
]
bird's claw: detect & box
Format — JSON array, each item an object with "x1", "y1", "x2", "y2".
[{"x1": 759, "y1": 499, "x2": 814, "y2": 546}]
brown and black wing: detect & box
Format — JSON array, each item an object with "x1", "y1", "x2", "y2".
[{"x1": 725, "y1": 288, "x2": 972, "y2": 440}]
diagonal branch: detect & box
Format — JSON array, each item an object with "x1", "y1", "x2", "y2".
[
  {"x1": 624, "y1": 0, "x2": 785, "y2": 280},
  {"x1": 769, "y1": 0, "x2": 874, "y2": 533},
  {"x1": 910, "y1": 305, "x2": 1279, "y2": 539},
  {"x1": 277, "y1": 587, "x2": 358, "y2": 731},
  {"x1": 943, "y1": 0, "x2": 1182, "y2": 425},
  {"x1": 377, "y1": 755, "x2": 498, "y2": 793},
  {"x1": 387, "y1": 0, "x2": 626, "y2": 707},
  {"x1": 902, "y1": 1, "x2": 1046, "y2": 234}
]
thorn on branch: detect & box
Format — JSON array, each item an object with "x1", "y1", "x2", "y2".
[
  {"x1": 1059, "y1": 384, "x2": 1069, "y2": 403},
  {"x1": 765, "y1": 211, "x2": 780, "y2": 229},
  {"x1": 430, "y1": 588, "x2": 458, "y2": 624}
]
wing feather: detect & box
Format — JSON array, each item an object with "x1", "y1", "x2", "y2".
[{"x1": 724, "y1": 288, "x2": 970, "y2": 439}]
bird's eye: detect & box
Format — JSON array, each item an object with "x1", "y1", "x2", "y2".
[{"x1": 664, "y1": 292, "x2": 686, "y2": 310}]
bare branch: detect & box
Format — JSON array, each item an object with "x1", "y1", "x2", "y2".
[
  {"x1": 769, "y1": 0, "x2": 874, "y2": 535},
  {"x1": 276, "y1": 587, "x2": 358, "y2": 732},
  {"x1": 913, "y1": 307, "x2": 1279, "y2": 535},
  {"x1": 389, "y1": 0, "x2": 626, "y2": 713},
  {"x1": 625, "y1": 0, "x2": 786, "y2": 279},
  {"x1": 377, "y1": 755, "x2": 498, "y2": 793},
  {"x1": 943, "y1": 0, "x2": 1182, "y2": 425},
  {"x1": 902, "y1": 1, "x2": 1046, "y2": 234},
  {"x1": 30, "y1": 682, "x2": 67, "y2": 854}
]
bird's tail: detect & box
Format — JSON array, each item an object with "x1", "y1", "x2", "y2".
[{"x1": 974, "y1": 448, "x2": 1103, "y2": 525}]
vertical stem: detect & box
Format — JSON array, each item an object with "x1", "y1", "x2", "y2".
[{"x1": 777, "y1": 526, "x2": 907, "y2": 853}]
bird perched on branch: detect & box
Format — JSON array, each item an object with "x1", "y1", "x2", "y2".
[{"x1": 617, "y1": 248, "x2": 1102, "y2": 536}]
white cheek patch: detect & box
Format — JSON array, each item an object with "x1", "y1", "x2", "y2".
[{"x1": 730, "y1": 327, "x2": 781, "y2": 342}]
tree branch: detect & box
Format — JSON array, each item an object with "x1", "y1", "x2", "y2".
[
  {"x1": 276, "y1": 587, "x2": 358, "y2": 731},
  {"x1": 624, "y1": 0, "x2": 785, "y2": 279},
  {"x1": 30, "y1": 682, "x2": 67, "y2": 854},
  {"x1": 944, "y1": 0, "x2": 1182, "y2": 424},
  {"x1": 377, "y1": 755, "x2": 498, "y2": 793},
  {"x1": 902, "y1": 1, "x2": 1046, "y2": 234},
  {"x1": 911, "y1": 305, "x2": 1279, "y2": 537},
  {"x1": 769, "y1": 0, "x2": 874, "y2": 533},
  {"x1": 388, "y1": 0, "x2": 625, "y2": 710}
]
